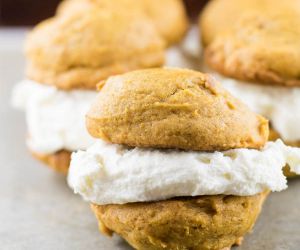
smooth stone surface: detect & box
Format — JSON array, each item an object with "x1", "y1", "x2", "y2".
[{"x1": 1, "y1": 29, "x2": 300, "y2": 250}]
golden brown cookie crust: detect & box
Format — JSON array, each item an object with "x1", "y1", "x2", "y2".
[
  {"x1": 58, "y1": 0, "x2": 188, "y2": 46},
  {"x1": 31, "y1": 150, "x2": 71, "y2": 175},
  {"x1": 91, "y1": 192, "x2": 268, "y2": 250},
  {"x1": 87, "y1": 68, "x2": 269, "y2": 151},
  {"x1": 25, "y1": 8, "x2": 165, "y2": 90}
]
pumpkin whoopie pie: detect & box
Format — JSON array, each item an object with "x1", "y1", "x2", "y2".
[
  {"x1": 200, "y1": 0, "x2": 300, "y2": 176},
  {"x1": 12, "y1": 2, "x2": 165, "y2": 174},
  {"x1": 68, "y1": 68, "x2": 300, "y2": 250}
]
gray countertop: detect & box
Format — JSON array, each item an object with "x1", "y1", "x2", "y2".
[{"x1": 1, "y1": 29, "x2": 299, "y2": 250}]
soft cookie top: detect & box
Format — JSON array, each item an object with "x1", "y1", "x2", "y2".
[
  {"x1": 58, "y1": 0, "x2": 188, "y2": 46},
  {"x1": 25, "y1": 7, "x2": 165, "y2": 90},
  {"x1": 199, "y1": 0, "x2": 299, "y2": 46},
  {"x1": 86, "y1": 68, "x2": 269, "y2": 151},
  {"x1": 205, "y1": 12, "x2": 300, "y2": 87}
]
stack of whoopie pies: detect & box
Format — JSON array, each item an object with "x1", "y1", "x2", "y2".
[
  {"x1": 68, "y1": 68, "x2": 300, "y2": 250},
  {"x1": 199, "y1": 0, "x2": 300, "y2": 176},
  {"x1": 12, "y1": 0, "x2": 188, "y2": 174},
  {"x1": 12, "y1": 0, "x2": 300, "y2": 249}
]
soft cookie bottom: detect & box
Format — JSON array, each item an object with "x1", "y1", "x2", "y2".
[
  {"x1": 31, "y1": 150, "x2": 71, "y2": 175},
  {"x1": 91, "y1": 192, "x2": 268, "y2": 250}
]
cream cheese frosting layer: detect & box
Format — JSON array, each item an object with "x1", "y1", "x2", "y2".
[
  {"x1": 68, "y1": 139, "x2": 300, "y2": 205},
  {"x1": 212, "y1": 74, "x2": 300, "y2": 142},
  {"x1": 12, "y1": 80, "x2": 97, "y2": 154}
]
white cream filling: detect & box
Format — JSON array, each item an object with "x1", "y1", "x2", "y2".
[
  {"x1": 211, "y1": 73, "x2": 300, "y2": 142},
  {"x1": 12, "y1": 80, "x2": 97, "y2": 154},
  {"x1": 68, "y1": 139, "x2": 300, "y2": 205}
]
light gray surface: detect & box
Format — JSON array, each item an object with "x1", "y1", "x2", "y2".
[{"x1": 1, "y1": 30, "x2": 300, "y2": 250}]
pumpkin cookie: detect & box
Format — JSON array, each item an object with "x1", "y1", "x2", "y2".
[
  {"x1": 92, "y1": 193, "x2": 268, "y2": 250},
  {"x1": 205, "y1": 13, "x2": 300, "y2": 87},
  {"x1": 25, "y1": 9, "x2": 165, "y2": 90},
  {"x1": 87, "y1": 68, "x2": 268, "y2": 151}
]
